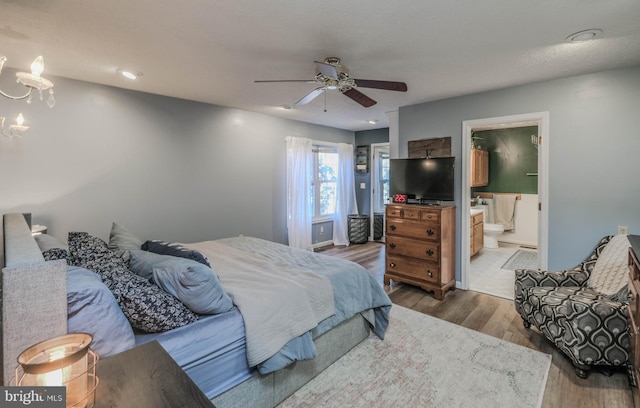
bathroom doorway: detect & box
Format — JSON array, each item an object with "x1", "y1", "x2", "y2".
[
  {"x1": 370, "y1": 143, "x2": 389, "y2": 241},
  {"x1": 460, "y1": 112, "x2": 549, "y2": 298}
]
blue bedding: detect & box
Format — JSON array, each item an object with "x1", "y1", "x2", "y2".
[
  {"x1": 136, "y1": 236, "x2": 392, "y2": 397},
  {"x1": 214, "y1": 236, "x2": 392, "y2": 374},
  {"x1": 134, "y1": 307, "x2": 252, "y2": 399}
]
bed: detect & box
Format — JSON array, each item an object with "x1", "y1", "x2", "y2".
[{"x1": 1, "y1": 213, "x2": 392, "y2": 407}]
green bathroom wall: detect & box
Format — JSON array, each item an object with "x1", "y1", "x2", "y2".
[{"x1": 472, "y1": 125, "x2": 538, "y2": 195}]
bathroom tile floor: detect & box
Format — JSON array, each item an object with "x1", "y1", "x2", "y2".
[{"x1": 470, "y1": 243, "x2": 537, "y2": 300}]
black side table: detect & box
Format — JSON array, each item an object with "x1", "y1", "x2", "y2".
[{"x1": 95, "y1": 340, "x2": 214, "y2": 408}]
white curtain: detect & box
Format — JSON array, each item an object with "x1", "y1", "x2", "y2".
[
  {"x1": 333, "y1": 143, "x2": 358, "y2": 246},
  {"x1": 285, "y1": 136, "x2": 313, "y2": 251}
]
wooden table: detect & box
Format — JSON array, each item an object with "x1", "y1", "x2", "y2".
[{"x1": 95, "y1": 340, "x2": 214, "y2": 408}]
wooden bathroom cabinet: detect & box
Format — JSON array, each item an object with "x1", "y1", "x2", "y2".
[{"x1": 470, "y1": 149, "x2": 489, "y2": 187}]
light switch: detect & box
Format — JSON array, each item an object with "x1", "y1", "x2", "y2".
[{"x1": 360, "y1": 183, "x2": 366, "y2": 189}]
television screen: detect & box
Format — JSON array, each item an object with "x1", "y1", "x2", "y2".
[{"x1": 389, "y1": 157, "x2": 455, "y2": 202}]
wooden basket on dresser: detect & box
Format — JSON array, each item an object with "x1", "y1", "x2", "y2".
[{"x1": 384, "y1": 204, "x2": 456, "y2": 300}]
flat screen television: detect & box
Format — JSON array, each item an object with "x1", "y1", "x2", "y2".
[{"x1": 389, "y1": 157, "x2": 455, "y2": 203}]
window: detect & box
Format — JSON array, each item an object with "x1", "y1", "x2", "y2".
[
  {"x1": 312, "y1": 146, "x2": 339, "y2": 218},
  {"x1": 377, "y1": 150, "x2": 390, "y2": 211}
]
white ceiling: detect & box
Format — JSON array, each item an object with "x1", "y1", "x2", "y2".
[{"x1": 1, "y1": 0, "x2": 640, "y2": 131}]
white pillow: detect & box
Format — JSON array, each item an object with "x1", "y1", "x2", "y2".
[{"x1": 587, "y1": 235, "x2": 630, "y2": 295}]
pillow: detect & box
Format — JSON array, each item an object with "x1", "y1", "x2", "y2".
[
  {"x1": 108, "y1": 222, "x2": 143, "y2": 262},
  {"x1": 43, "y1": 248, "x2": 71, "y2": 262},
  {"x1": 68, "y1": 232, "x2": 198, "y2": 333},
  {"x1": 129, "y1": 249, "x2": 178, "y2": 280},
  {"x1": 587, "y1": 234, "x2": 630, "y2": 295},
  {"x1": 35, "y1": 234, "x2": 69, "y2": 252},
  {"x1": 67, "y1": 266, "x2": 136, "y2": 357},
  {"x1": 142, "y1": 240, "x2": 211, "y2": 267},
  {"x1": 152, "y1": 257, "x2": 234, "y2": 315}
]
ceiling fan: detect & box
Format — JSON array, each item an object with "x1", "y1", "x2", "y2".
[{"x1": 254, "y1": 57, "x2": 407, "y2": 108}]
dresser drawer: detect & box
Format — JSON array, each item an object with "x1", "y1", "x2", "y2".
[
  {"x1": 386, "y1": 236, "x2": 440, "y2": 261},
  {"x1": 402, "y1": 208, "x2": 421, "y2": 220},
  {"x1": 386, "y1": 206, "x2": 403, "y2": 218},
  {"x1": 386, "y1": 218, "x2": 440, "y2": 241},
  {"x1": 386, "y1": 255, "x2": 440, "y2": 283},
  {"x1": 420, "y1": 210, "x2": 440, "y2": 223}
]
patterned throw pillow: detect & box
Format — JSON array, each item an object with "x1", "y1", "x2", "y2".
[
  {"x1": 68, "y1": 232, "x2": 198, "y2": 332},
  {"x1": 142, "y1": 240, "x2": 211, "y2": 267},
  {"x1": 43, "y1": 248, "x2": 71, "y2": 262}
]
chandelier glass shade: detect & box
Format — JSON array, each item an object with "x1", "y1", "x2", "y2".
[{"x1": 0, "y1": 54, "x2": 56, "y2": 138}]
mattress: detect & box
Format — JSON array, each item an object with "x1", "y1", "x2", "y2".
[{"x1": 134, "y1": 307, "x2": 253, "y2": 399}]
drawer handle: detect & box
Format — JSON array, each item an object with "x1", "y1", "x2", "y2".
[
  {"x1": 426, "y1": 229, "x2": 434, "y2": 236},
  {"x1": 427, "y1": 271, "x2": 433, "y2": 277},
  {"x1": 389, "y1": 243, "x2": 396, "y2": 249},
  {"x1": 389, "y1": 262, "x2": 396, "y2": 268},
  {"x1": 426, "y1": 249, "x2": 434, "y2": 256},
  {"x1": 390, "y1": 225, "x2": 397, "y2": 231}
]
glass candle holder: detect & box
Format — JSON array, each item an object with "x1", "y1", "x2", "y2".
[{"x1": 14, "y1": 333, "x2": 99, "y2": 408}]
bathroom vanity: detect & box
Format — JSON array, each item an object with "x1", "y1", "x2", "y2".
[{"x1": 470, "y1": 210, "x2": 484, "y2": 256}]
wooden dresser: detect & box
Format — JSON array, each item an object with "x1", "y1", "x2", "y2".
[
  {"x1": 628, "y1": 235, "x2": 640, "y2": 408},
  {"x1": 384, "y1": 204, "x2": 456, "y2": 300}
]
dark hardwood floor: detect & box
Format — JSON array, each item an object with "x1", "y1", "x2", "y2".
[{"x1": 318, "y1": 241, "x2": 634, "y2": 408}]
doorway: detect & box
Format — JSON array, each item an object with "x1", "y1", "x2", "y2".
[
  {"x1": 460, "y1": 112, "x2": 549, "y2": 293},
  {"x1": 370, "y1": 143, "x2": 389, "y2": 241}
]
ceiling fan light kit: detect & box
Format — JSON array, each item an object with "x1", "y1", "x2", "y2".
[{"x1": 255, "y1": 57, "x2": 407, "y2": 109}]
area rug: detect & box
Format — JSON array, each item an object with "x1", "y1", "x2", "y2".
[
  {"x1": 501, "y1": 249, "x2": 538, "y2": 272},
  {"x1": 278, "y1": 305, "x2": 551, "y2": 408}
]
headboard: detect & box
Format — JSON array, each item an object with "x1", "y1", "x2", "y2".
[{"x1": 0, "y1": 213, "x2": 67, "y2": 385}]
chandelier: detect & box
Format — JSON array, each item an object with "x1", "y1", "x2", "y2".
[{"x1": 0, "y1": 55, "x2": 55, "y2": 138}]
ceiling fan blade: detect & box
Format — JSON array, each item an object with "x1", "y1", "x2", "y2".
[
  {"x1": 295, "y1": 87, "x2": 325, "y2": 105},
  {"x1": 341, "y1": 88, "x2": 377, "y2": 107},
  {"x1": 314, "y1": 61, "x2": 338, "y2": 78},
  {"x1": 354, "y1": 79, "x2": 408, "y2": 92},
  {"x1": 254, "y1": 80, "x2": 318, "y2": 83}
]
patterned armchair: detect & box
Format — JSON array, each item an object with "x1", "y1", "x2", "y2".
[{"x1": 514, "y1": 235, "x2": 631, "y2": 380}]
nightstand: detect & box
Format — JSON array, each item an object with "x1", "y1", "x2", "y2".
[{"x1": 95, "y1": 340, "x2": 214, "y2": 408}]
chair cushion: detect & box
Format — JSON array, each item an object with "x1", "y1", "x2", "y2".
[
  {"x1": 521, "y1": 285, "x2": 629, "y2": 366},
  {"x1": 587, "y1": 234, "x2": 630, "y2": 295}
]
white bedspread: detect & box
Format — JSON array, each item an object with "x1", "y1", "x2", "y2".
[{"x1": 185, "y1": 240, "x2": 335, "y2": 367}]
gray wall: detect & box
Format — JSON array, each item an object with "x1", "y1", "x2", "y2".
[
  {"x1": 0, "y1": 73, "x2": 354, "y2": 244},
  {"x1": 399, "y1": 66, "x2": 640, "y2": 273}
]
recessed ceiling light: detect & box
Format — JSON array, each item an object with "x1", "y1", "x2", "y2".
[
  {"x1": 368, "y1": 120, "x2": 378, "y2": 125},
  {"x1": 280, "y1": 104, "x2": 293, "y2": 110},
  {"x1": 118, "y1": 69, "x2": 143, "y2": 80},
  {"x1": 566, "y1": 29, "x2": 602, "y2": 43}
]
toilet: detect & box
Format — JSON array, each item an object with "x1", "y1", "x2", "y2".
[{"x1": 474, "y1": 204, "x2": 504, "y2": 249}]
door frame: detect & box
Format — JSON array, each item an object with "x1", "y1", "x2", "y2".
[
  {"x1": 369, "y1": 142, "x2": 390, "y2": 240},
  {"x1": 459, "y1": 112, "x2": 549, "y2": 290}
]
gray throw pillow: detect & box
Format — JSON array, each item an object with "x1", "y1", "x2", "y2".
[
  {"x1": 152, "y1": 257, "x2": 234, "y2": 315},
  {"x1": 108, "y1": 222, "x2": 143, "y2": 261}
]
